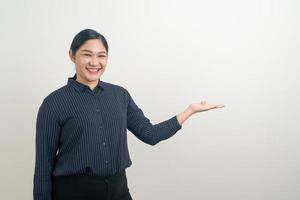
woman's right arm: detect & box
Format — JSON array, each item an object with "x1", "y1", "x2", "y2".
[{"x1": 33, "y1": 100, "x2": 61, "y2": 200}]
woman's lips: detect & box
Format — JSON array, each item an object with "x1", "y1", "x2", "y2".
[{"x1": 86, "y1": 67, "x2": 101, "y2": 74}]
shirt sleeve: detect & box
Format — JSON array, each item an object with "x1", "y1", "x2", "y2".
[
  {"x1": 33, "y1": 99, "x2": 61, "y2": 200},
  {"x1": 125, "y1": 89, "x2": 182, "y2": 145}
]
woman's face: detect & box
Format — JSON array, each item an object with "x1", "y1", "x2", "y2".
[{"x1": 69, "y1": 39, "x2": 108, "y2": 87}]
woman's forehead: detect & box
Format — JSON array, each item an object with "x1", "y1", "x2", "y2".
[{"x1": 78, "y1": 39, "x2": 107, "y2": 53}]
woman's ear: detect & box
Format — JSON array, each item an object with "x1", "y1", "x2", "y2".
[{"x1": 69, "y1": 50, "x2": 75, "y2": 63}]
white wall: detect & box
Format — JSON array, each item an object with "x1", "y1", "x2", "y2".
[{"x1": 0, "y1": 0, "x2": 299, "y2": 199}]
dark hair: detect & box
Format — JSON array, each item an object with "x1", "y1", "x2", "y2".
[{"x1": 70, "y1": 29, "x2": 109, "y2": 54}]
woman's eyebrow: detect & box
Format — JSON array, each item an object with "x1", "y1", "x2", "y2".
[{"x1": 81, "y1": 49, "x2": 107, "y2": 54}]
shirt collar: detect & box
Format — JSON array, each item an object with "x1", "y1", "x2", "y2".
[{"x1": 67, "y1": 73, "x2": 105, "y2": 93}]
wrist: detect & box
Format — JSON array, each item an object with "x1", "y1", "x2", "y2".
[
  {"x1": 176, "y1": 105, "x2": 196, "y2": 126},
  {"x1": 186, "y1": 105, "x2": 195, "y2": 116}
]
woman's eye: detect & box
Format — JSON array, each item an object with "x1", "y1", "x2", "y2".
[{"x1": 83, "y1": 54, "x2": 91, "y2": 56}]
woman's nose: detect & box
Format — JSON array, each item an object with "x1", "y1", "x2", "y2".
[{"x1": 89, "y1": 56, "x2": 99, "y2": 66}]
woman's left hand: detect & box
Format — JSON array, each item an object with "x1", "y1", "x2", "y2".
[
  {"x1": 176, "y1": 101, "x2": 225, "y2": 125},
  {"x1": 189, "y1": 101, "x2": 225, "y2": 114}
]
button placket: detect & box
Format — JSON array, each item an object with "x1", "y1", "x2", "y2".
[
  {"x1": 95, "y1": 108, "x2": 104, "y2": 128},
  {"x1": 93, "y1": 94, "x2": 108, "y2": 165},
  {"x1": 92, "y1": 95, "x2": 104, "y2": 127}
]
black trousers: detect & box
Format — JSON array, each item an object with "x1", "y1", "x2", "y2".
[{"x1": 52, "y1": 170, "x2": 133, "y2": 200}]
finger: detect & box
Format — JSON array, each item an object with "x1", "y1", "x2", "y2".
[
  {"x1": 215, "y1": 104, "x2": 225, "y2": 108},
  {"x1": 208, "y1": 104, "x2": 224, "y2": 109}
]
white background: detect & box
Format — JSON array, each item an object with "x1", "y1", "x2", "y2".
[{"x1": 0, "y1": 0, "x2": 299, "y2": 199}]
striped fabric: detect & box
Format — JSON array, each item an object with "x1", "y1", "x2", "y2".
[{"x1": 33, "y1": 74, "x2": 182, "y2": 200}]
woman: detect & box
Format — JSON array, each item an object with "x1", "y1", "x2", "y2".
[{"x1": 33, "y1": 29, "x2": 224, "y2": 200}]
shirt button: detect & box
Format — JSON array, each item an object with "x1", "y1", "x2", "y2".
[
  {"x1": 105, "y1": 160, "x2": 109, "y2": 164},
  {"x1": 102, "y1": 142, "x2": 106, "y2": 146},
  {"x1": 96, "y1": 109, "x2": 100, "y2": 112}
]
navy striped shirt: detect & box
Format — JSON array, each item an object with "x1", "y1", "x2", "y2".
[{"x1": 33, "y1": 74, "x2": 182, "y2": 200}]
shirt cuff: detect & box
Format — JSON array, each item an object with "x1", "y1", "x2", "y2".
[{"x1": 168, "y1": 115, "x2": 182, "y2": 133}]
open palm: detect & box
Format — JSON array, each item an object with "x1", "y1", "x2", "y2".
[{"x1": 189, "y1": 101, "x2": 225, "y2": 113}]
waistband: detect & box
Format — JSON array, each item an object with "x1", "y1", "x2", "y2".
[{"x1": 52, "y1": 170, "x2": 126, "y2": 183}]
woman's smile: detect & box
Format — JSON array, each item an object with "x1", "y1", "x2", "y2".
[{"x1": 86, "y1": 67, "x2": 102, "y2": 74}]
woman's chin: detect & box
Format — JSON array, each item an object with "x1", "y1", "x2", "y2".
[{"x1": 84, "y1": 72, "x2": 100, "y2": 79}]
